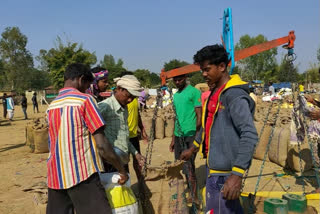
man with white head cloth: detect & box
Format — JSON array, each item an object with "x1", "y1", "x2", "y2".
[{"x1": 98, "y1": 75, "x2": 145, "y2": 173}]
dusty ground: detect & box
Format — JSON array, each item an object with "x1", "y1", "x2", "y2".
[{"x1": 0, "y1": 102, "x2": 319, "y2": 213}]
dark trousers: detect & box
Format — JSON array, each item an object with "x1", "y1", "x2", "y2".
[
  {"x1": 174, "y1": 136, "x2": 198, "y2": 199},
  {"x1": 46, "y1": 173, "x2": 112, "y2": 214},
  {"x1": 206, "y1": 175, "x2": 243, "y2": 213},
  {"x1": 130, "y1": 137, "x2": 142, "y2": 180},
  {"x1": 33, "y1": 103, "x2": 39, "y2": 113},
  {"x1": 22, "y1": 107, "x2": 27, "y2": 119},
  {"x1": 3, "y1": 106, "x2": 7, "y2": 118}
]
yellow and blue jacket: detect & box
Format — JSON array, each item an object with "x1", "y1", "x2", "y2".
[{"x1": 193, "y1": 74, "x2": 258, "y2": 177}]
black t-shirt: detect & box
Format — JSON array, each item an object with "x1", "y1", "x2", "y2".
[
  {"x1": 2, "y1": 98, "x2": 7, "y2": 107},
  {"x1": 21, "y1": 97, "x2": 27, "y2": 108}
]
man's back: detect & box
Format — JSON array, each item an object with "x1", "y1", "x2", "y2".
[{"x1": 46, "y1": 87, "x2": 105, "y2": 189}]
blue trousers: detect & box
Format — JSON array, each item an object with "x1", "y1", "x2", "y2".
[{"x1": 206, "y1": 175, "x2": 243, "y2": 214}]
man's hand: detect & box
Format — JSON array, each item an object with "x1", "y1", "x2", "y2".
[
  {"x1": 305, "y1": 94, "x2": 314, "y2": 104},
  {"x1": 118, "y1": 172, "x2": 129, "y2": 185},
  {"x1": 135, "y1": 153, "x2": 146, "y2": 167},
  {"x1": 222, "y1": 174, "x2": 242, "y2": 200},
  {"x1": 169, "y1": 138, "x2": 175, "y2": 152},
  {"x1": 180, "y1": 146, "x2": 198, "y2": 161},
  {"x1": 310, "y1": 109, "x2": 320, "y2": 120}
]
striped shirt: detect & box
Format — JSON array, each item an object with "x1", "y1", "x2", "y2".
[{"x1": 46, "y1": 87, "x2": 105, "y2": 189}]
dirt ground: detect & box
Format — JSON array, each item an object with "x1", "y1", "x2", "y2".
[{"x1": 0, "y1": 102, "x2": 319, "y2": 213}]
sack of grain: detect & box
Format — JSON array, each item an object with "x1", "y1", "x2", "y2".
[
  {"x1": 33, "y1": 128, "x2": 49, "y2": 154},
  {"x1": 268, "y1": 126, "x2": 290, "y2": 167},
  {"x1": 155, "y1": 117, "x2": 164, "y2": 139},
  {"x1": 254, "y1": 122, "x2": 272, "y2": 161},
  {"x1": 142, "y1": 117, "x2": 154, "y2": 138},
  {"x1": 165, "y1": 118, "x2": 174, "y2": 138},
  {"x1": 26, "y1": 123, "x2": 35, "y2": 153},
  {"x1": 287, "y1": 142, "x2": 313, "y2": 172},
  {"x1": 138, "y1": 161, "x2": 188, "y2": 214}
]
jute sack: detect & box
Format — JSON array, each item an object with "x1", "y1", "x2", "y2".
[
  {"x1": 268, "y1": 126, "x2": 290, "y2": 167},
  {"x1": 165, "y1": 118, "x2": 174, "y2": 138},
  {"x1": 143, "y1": 117, "x2": 154, "y2": 138},
  {"x1": 287, "y1": 142, "x2": 313, "y2": 172},
  {"x1": 139, "y1": 161, "x2": 188, "y2": 214},
  {"x1": 34, "y1": 128, "x2": 49, "y2": 154},
  {"x1": 155, "y1": 117, "x2": 164, "y2": 139},
  {"x1": 254, "y1": 122, "x2": 272, "y2": 161},
  {"x1": 26, "y1": 124, "x2": 35, "y2": 153}
]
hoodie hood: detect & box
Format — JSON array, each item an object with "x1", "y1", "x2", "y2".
[{"x1": 224, "y1": 74, "x2": 250, "y2": 93}]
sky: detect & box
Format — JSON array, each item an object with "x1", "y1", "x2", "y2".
[{"x1": 0, "y1": 0, "x2": 319, "y2": 74}]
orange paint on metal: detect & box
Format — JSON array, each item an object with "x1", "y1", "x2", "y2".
[{"x1": 160, "y1": 31, "x2": 295, "y2": 86}]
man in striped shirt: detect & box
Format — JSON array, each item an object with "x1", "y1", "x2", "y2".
[{"x1": 46, "y1": 63, "x2": 128, "y2": 214}]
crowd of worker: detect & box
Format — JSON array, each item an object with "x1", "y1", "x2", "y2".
[{"x1": 2, "y1": 44, "x2": 320, "y2": 214}]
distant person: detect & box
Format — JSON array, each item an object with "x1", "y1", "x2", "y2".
[
  {"x1": 46, "y1": 63, "x2": 128, "y2": 214},
  {"x1": 6, "y1": 95, "x2": 14, "y2": 121},
  {"x1": 21, "y1": 93, "x2": 28, "y2": 120},
  {"x1": 169, "y1": 73, "x2": 202, "y2": 206},
  {"x1": 299, "y1": 83, "x2": 305, "y2": 93},
  {"x1": 2, "y1": 93, "x2": 7, "y2": 119},
  {"x1": 201, "y1": 83, "x2": 215, "y2": 106},
  {"x1": 268, "y1": 81, "x2": 275, "y2": 96},
  {"x1": 32, "y1": 92, "x2": 39, "y2": 113},
  {"x1": 138, "y1": 89, "x2": 147, "y2": 109},
  {"x1": 86, "y1": 66, "x2": 109, "y2": 102}
]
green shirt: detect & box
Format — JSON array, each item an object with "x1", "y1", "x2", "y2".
[
  {"x1": 173, "y1": 85, "x2": 201, "y2": 137},
  {"x1": 98, "y1": 95, "x2": 137, "y2": 156}
]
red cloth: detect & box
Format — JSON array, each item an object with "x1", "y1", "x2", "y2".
[
  {"x1": 205, "y1": 84, "x2": 226, "y2": 155},
  {"x1": 201, "y1": 90, "x2": 211, "y2": 106}
]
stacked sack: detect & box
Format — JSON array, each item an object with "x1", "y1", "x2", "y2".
[
  {"x1": 141, "y1": 106, "x2": 175, "y2": 140},
  {"x1": 25, "y1": 118, "x2": 49, "y2": 154}
]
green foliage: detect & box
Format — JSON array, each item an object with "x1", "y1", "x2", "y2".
[
  {"x1": 38, "y1": 37, "x2": 97, "y2": 89},
  {"x1": 304, "y1": 63, "x2": 320, "y2": 83},
  {"x1": 0, "y1": 27, "x2": 34, "y2": 91},
  {"x1": 100, "y1": 54, "x2": 126, "y2": 81},
  {"x1": 189, "y1": 71, "x2": 204, "y2": 86},
  {"x1": 235, "y1": 34, "x2": 278, "y2": 81},
  {"x1": 163, "y1": 59, "x2": 189, "y2": 71},
  {"x1": 133, "y1": 69, "x2": 160, "y2": 88},
  {"x1": 277, "y1": 57, "x2": 299, "y2": 82},
  {"x1": 317, "y1": 46, "x2": 320, "y2": 63}
]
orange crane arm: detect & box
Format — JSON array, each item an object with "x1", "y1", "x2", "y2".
[{"x1": 160, "y1": 31, "x2": 295, "y2": 86}]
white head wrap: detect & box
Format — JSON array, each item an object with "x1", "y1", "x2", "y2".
[{"x1": 114, "y1": 75, "x2": 143, "y2": 97}]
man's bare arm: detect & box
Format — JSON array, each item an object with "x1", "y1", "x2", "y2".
[{"x1": 195, "y1": 107, "x2": 202, "y2": 131}]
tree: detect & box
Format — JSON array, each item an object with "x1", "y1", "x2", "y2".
[
  {"x1": 134, "y1": 69, "x2": 151, "y2": 87},
  {"x1": 189, "y1": 72, "x2": 204, "y2": 86},
  {"x1": 317, "y1": 46, "x2": 320, "y2": 63},
  {"x1": 100, "y1": 54, "x2": 126, "y2": 81},
  {"x1": 133, "y1": 69, "x2": 161, "y2": 88},
  {"x1": 0, "y1": 27, "x2": 34, "y2": 91},
  {"x1": 163, "y1": 59, "x2": 189, "y2": 71},
  {"x1": 149, "y1": 72, "x2": 161, "y2": 86},
  {"x1": 277, "y1": 57, "x2": 299, "y2": 82},
  {"x1": 38, "y1": 37, "x2": 97, "y2": 89},
  {"x1": 304, "y1": 63, "x2": 320, "y2": 84},
  {"x1": 235, "y1": 34, "x2": 278, "y2": 81}
]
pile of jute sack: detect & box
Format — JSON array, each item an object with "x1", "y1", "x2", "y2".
[
  {"x1": 25, "y1": 118, "x2": 49, "y2": 154},
  {"x1": 254, "y1": 110, "x2": 314, "y2": 173},
  {"x1": 141, "y1": 106, "x2": 175, "y2": 140}
]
